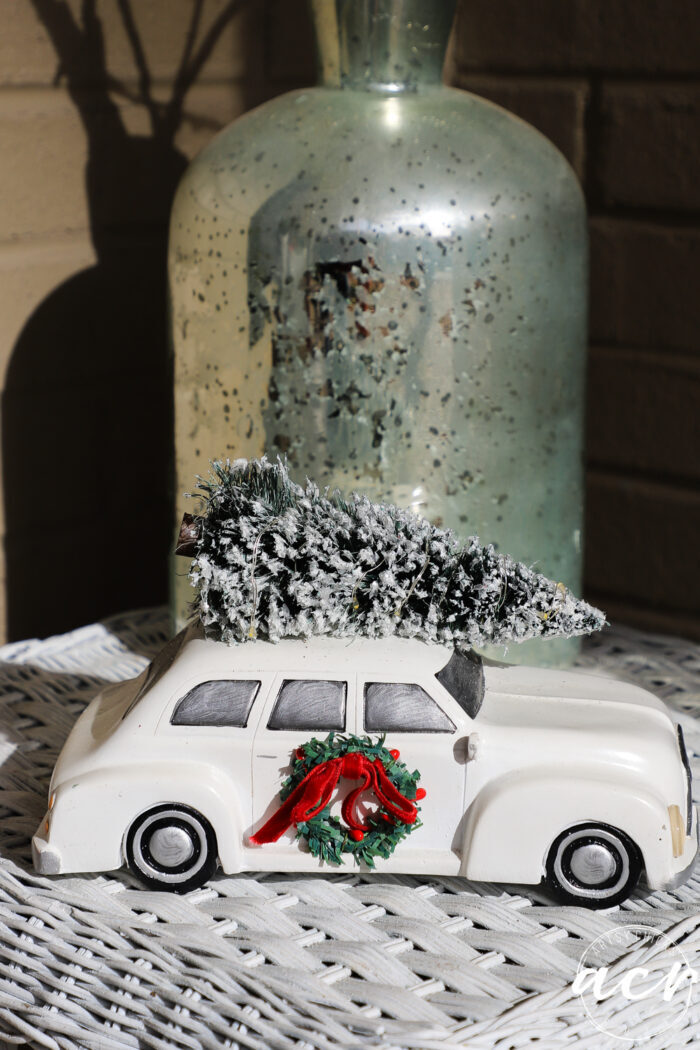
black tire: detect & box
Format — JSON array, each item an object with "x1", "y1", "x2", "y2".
[
  {"x1": 545, "y1": 822, "x2": 643, "y2": 909},
  {"x1": 126, "y1": 804, "x2": 218, "y2": 893}
]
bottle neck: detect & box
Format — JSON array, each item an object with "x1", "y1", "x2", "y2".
[{"x1": 310, "y1": 0, "x2": 456, "y2": 93}]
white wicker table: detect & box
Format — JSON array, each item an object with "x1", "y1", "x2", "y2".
[{"x1": 0, "y1": 609, "x2": 698, "y2": 1049}]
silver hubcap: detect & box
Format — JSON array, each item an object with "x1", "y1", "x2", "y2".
[
  {"x1": 131, "y1": 808, "x2": 208, "y2": 884},
  {"x1": 553, "y1": 827, "x2": 630, "y2": 900},
  {"x1": 568, "y1": 842, "x2": 618, "y2": 886},
  {"x1": 148, "y1": 826, "x2": 195, "y2": 868}
]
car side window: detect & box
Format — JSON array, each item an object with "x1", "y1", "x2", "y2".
[
  {"x1": 364, "y1": 682, "x2": 456, "y2": 733},
  {"x1": 435, "y1": 647, "x2": 485, "y2": 718},
  {"x1": 171, "y1": 680, "x2": 260, "y2": 727},
  {"x1": 268, "y1": 679, "x2": 346, "y2": 731}
]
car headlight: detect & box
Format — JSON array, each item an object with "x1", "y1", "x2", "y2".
[{"x1": 668, "y1": 805, "x2": 685, "y2": 858}]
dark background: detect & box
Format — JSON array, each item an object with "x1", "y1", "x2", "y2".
[{"x1": 2, "y1": 0, "x2": 698, "y2": 642}]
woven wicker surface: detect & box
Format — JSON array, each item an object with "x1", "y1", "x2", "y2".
[{"x1": 0, "y1": 608, "x2": 698, "y2": 1049}]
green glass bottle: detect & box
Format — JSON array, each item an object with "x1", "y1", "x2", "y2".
[{"x1": 168, "y1": 0, "x2": 588, "y2": 665}]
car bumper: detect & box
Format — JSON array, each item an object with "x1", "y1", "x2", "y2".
[{"x1": 32, "y1": 814, "x2": 62, "y2": 875}]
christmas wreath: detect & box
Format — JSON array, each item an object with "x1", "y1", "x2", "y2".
[{"x1": 250, "y1": 733, "x2": 425, "y2": 867}]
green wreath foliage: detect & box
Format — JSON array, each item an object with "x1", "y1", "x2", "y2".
[{"x1": 279, "y1": 732, "x2": 423, "y2": 868}]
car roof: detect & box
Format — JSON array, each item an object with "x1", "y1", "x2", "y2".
[{"x1": 176, "y1": 628, "x2": 456, "y2": 677}]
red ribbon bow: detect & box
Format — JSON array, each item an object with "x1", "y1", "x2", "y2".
[{"x1": 250, "y1": 750, "x2": 420, "y2": 846}]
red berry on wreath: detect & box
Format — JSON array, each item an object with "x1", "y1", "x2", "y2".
[
  {"x1": 349, "y1": 829, "x2": 364, "y2": 841},
  {"x1": 415, "y1": 788, "x2": 426, "y2": 800},
  {"x1": 390, "y1": 749, "x2": 400, "y2": 760},
  {"x1": 295, "y1": 748, "x2": 305, "y2": 760}
]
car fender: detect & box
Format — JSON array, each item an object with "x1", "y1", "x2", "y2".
[
  {"x1": 460, "y1": 767, "x2": 671, "y2": 886},
  {"x1": 49, "y1": 761, "x2": 244, "y2": 875}
]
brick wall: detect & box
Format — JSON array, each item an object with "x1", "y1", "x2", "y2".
[
  {"x1": 0, "y1": 1, "x2": 272, "y2": 641},
  {"x1": 1, "y1": 0, "x2": 698, "y2": 642},
  {"x1": 449, "y1": 0, "x2": 700, "y2": 641}
]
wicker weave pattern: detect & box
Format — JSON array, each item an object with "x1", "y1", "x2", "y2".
[{"x1": 0, "y1": 609, "x2": 698, "y2": 1049}]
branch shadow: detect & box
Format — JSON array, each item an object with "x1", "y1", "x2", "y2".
[{"x1": 2, "y1": 0, "x2": 256, "y2": 641}]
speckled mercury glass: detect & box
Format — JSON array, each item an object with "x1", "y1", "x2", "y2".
[{"x1": 168, "y1": 0, "x2": 588, "y2": 664}]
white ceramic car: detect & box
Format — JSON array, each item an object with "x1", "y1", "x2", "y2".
[{"x1": 33, "y1": 624, "x2": 697, "y2": 907}]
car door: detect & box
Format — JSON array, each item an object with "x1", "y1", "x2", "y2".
[
  {"x1": 357, "y1": 673, "x2": 469, "y2": 873},
  {"x1": 248, "y1": 672, "x2": 356, "y2": 864},
  {"x1": 158, "y1": 673, "x2": 273, "y2": 833}
]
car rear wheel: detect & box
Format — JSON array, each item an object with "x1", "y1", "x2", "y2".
[
  {"x1": 126, "y1": 804, "x2": 218, "y2": 893},
  {"x1": 545, "y1": 822, "x2": 642, "y2": 908}
]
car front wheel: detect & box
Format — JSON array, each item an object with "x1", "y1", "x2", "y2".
[
  {"x1": 545, "y1": 822, "x2": 643, "y2": 908},
  {"x1": 126, "y1": 804, "x2": 218, "y2": 893}
]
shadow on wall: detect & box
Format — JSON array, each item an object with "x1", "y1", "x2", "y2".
[{"x1": 2, "y1": 0, "x2": 261, "y2": 641}]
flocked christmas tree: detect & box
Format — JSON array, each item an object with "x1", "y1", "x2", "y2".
[{"x1": 183, "y1": 458, "x2": 605, "y2": 647}]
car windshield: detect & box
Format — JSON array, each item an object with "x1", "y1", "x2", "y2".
[
  {"x1": 121, "y1": 623, "x2": 194, "y2": 720},
  {"x1": 435, "y1": 648, "x2": 484, "y2": 718}
]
